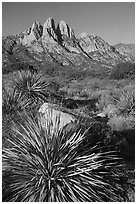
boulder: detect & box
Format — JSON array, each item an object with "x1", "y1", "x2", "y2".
[{"x1": 38, "y1": 103, "x2": 75, "y2": 131}]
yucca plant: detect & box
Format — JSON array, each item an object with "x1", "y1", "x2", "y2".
[
  {"x1": 2, "y1": 86, "x2": 36, "y2": 148},
  {"x1": 3, "y1": 112, "x2": 127, "y2": 202},
  {"x1": 11, "y1": 70, "x2": 50, "y2": 108},
  {"x1": 2, "y1": 86, "x2": 25, "y2": 136},
  {"x1": 112, "y1": 89, "x2": 135, "y2": 116},
  {"x1": 117, "y1": 90, "x2": 135, "y2": 116},
  {"x1": 2, "y1": 86, "x2": 25, "y2": 115}
]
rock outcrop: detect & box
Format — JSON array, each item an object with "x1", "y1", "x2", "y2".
[
  {"x1": 39, "y1": 103, "x2": 75, "y2": 130},
  {"x1": 42, "y1": 17, "x2": 57, "y2": 41},
  {"x1": 18, "y1": 21, "x2": 43, "y2": 45},
  {"x1": 31, "y1": 21, "x2": 43, "y2": 39},
  {"x1": 78, "y1": 33, "x2": 126, "y2": 64},
  {"x1": 57, "y1": 20, "x2": 74, "y2": 38},
  {"x1": 114, "y1": 43, "x2": 135, "y2": 62}
]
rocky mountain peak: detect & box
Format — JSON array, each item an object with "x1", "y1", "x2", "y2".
[
  {"x1": 43, "y1": 17, "x2": 55, "y2": 31},
  {"x1": 31, "y1": 21, "x2": 43, "y2": 39},
  {"x1": 42, "y1": 17, "x2": 57, "y2": 40},
  {"x1": 32, "y1": 21, "x2": 40, "y2": 29},
  {"x1": 58, "y1": 20, "x2": 69, "y2": 36},
  {"x1": 17, "y1": 21, "x2": 43, "y2": 44},
  {"x1": 32, "y1": 21, "x2": 42, "y2": 30},
  {"x1": 57, "y1": 20, "x2": 74, "y2": 38}
]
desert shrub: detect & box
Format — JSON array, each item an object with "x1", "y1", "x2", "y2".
[
  {"x1": 2, "y1": 87, "x2": 25, "y2": 116},
  {"x1": 90, "y1": 82, "x2": 135, "y2": 116},
  {"x1": 2, "y1": 60, "x2": 35, "y2": 75},
  {"x1": 91, "y1": 89, "x2": 115, "y2": 112},
  {"x1": 110, "y1": 62, "x2": 135, "y2": 80},
  {"x1": 115, "y1": 89, "x2": 135, "y2": 116},
  {"x1": 113, "y1": 78, "x2": 134, "y2": 89},
  {"x1": 43, "y1": 65, "x2": 88, "y2": 80},
  {"x1": 65, "y1": 78, "x2": 110, "y2": 98},
  {"x1": 11, "y1": 70, "x2": 50, "y2": 109},
  {"x1": 3, "y1": 113, "x2": 127, "y2": 202},
  {"x1": 2, "y1": 85, "x2": 39, "y2": 148},
  {"x1": 107, "y1": 115, "x2": 135, "y2": 132}
]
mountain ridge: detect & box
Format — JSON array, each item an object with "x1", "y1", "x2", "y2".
[{"x1": 2, "y1": 17, "x2": 135, "y2": 75}]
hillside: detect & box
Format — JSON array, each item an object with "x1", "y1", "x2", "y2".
[{"x1": 114, "y1": 43, "x2": 135, "y2": 63}]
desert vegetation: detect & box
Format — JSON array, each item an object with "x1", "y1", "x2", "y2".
[
  {"x1": 2, "y1": 65, "x2": 135, "y2": 201},
  {"x1": 110, "y1": 62, "x2": 135, "y2": 80},
  {"x1": 3, "y1": 112, "x2": 127, "y2": 202}
]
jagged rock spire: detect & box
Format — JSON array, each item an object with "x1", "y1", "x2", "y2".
[
  {"x1": 31, "y1": 21, "x2": 43, "y2": 39},
  {"x1": 42, "y1": 17, "x2": 57, "y2": 40},
  {"x1": 18, "y1": 21, "x2": 43, "y2": 45},
  {"x1": 43, "y1": 17, "x2": 55, "y2": 30},
  {"x1": 57, "y1": 20, "x2": 75, "y2": 38}
]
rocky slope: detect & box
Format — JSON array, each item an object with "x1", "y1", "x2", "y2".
[
  {"x1": 114, "y1": 43, "x2": 135, "y2": 63},
  {"x1": 2, "y1": 17, "x2": 135, "y2": 74}
]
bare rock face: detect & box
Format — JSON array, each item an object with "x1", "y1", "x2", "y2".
[
  {"x1": 19, "y1": 18, "x2": 58, "y2": 46},
  {"x1": 31, "y1": 21, "x2": 43, "y2": 39},
  {"x1": 39, "y1": 103, "x2": 75, "y2": 130},
  {"x1": 57, "y1": 20, "x2": 74, "y2": 38},
  {"x1": 56, "y1": 20, "x2": 80, "y2": 53},
  {"x1": 79, "y1": 33, "x2": 113, "y2": 53},
  {"x1": 114, "y1": 43, "x2": 135, "y2": 62},
  {"x1": 42, "y1": 17, "x2": 57, "y2": 41},
  {"x1": 18, "y1": 21, "x2": 43, "y2": 45},
  {"x1": 78, "y1": 33, "x2": 126, "y2": 65},
  {"x1": 56, "y1": 20, "x2": 76, "y2": 41}
]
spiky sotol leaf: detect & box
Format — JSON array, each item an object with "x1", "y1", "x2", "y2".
[
  {"x1": 12, "y1": 70, "x2": 50, "y2": 108},
  {"x1": 3, "y1": 112, "x2": 126, "y2": 202}
]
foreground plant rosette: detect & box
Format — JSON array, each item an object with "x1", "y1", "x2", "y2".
[{"x1": 3, "y1": 113, "x2": 127, "y2": 202}]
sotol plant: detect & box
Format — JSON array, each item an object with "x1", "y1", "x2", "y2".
[
  {"x1": 2, "y1": 86, "x2": 25, "y2": 115},
  {"x1": 3, "y1": 113, "x2": 126, "y2": 202},
  {"x1": 116, "y1": 89, "x2": 135, "y2": 116},
  {"x1": 11, "y1": 70, "x2": 50, "y2": 108},
  {"x1": 2, "y1": 85, "x2": 37, "y2": 148},
  {"x1": 2, "y1": 87, "x2": 26, "y2": 145}
]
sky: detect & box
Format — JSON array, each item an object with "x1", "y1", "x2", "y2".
[{"x1": 2, "y1": 2, "x2": 135, "y2": 45}]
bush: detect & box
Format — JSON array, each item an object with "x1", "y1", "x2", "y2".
[
  {"x1": 110, "y1": 62, "x2": 135, "y2": 80},
  {"x1": 2, "y1": 87, "x2": 25, "y2": 116},
  {"x1": 115, "y1": 89, "x2": 135, "y2": 116},
  {"x1": 91, "y1": 89, "x2": 115, "y2": 112},
  {"x1": 11, "y1": 70, "x2": 50, "y2": 109},
  {"x1": 107, "y1": 115, "x2": 135, "y2": 132},
  {"x1": 3, "y1": 113, "x2": 126, "y2": 202},
  {"x1": 2, "y1": 84, "x2": 40, "y2": 147}
]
